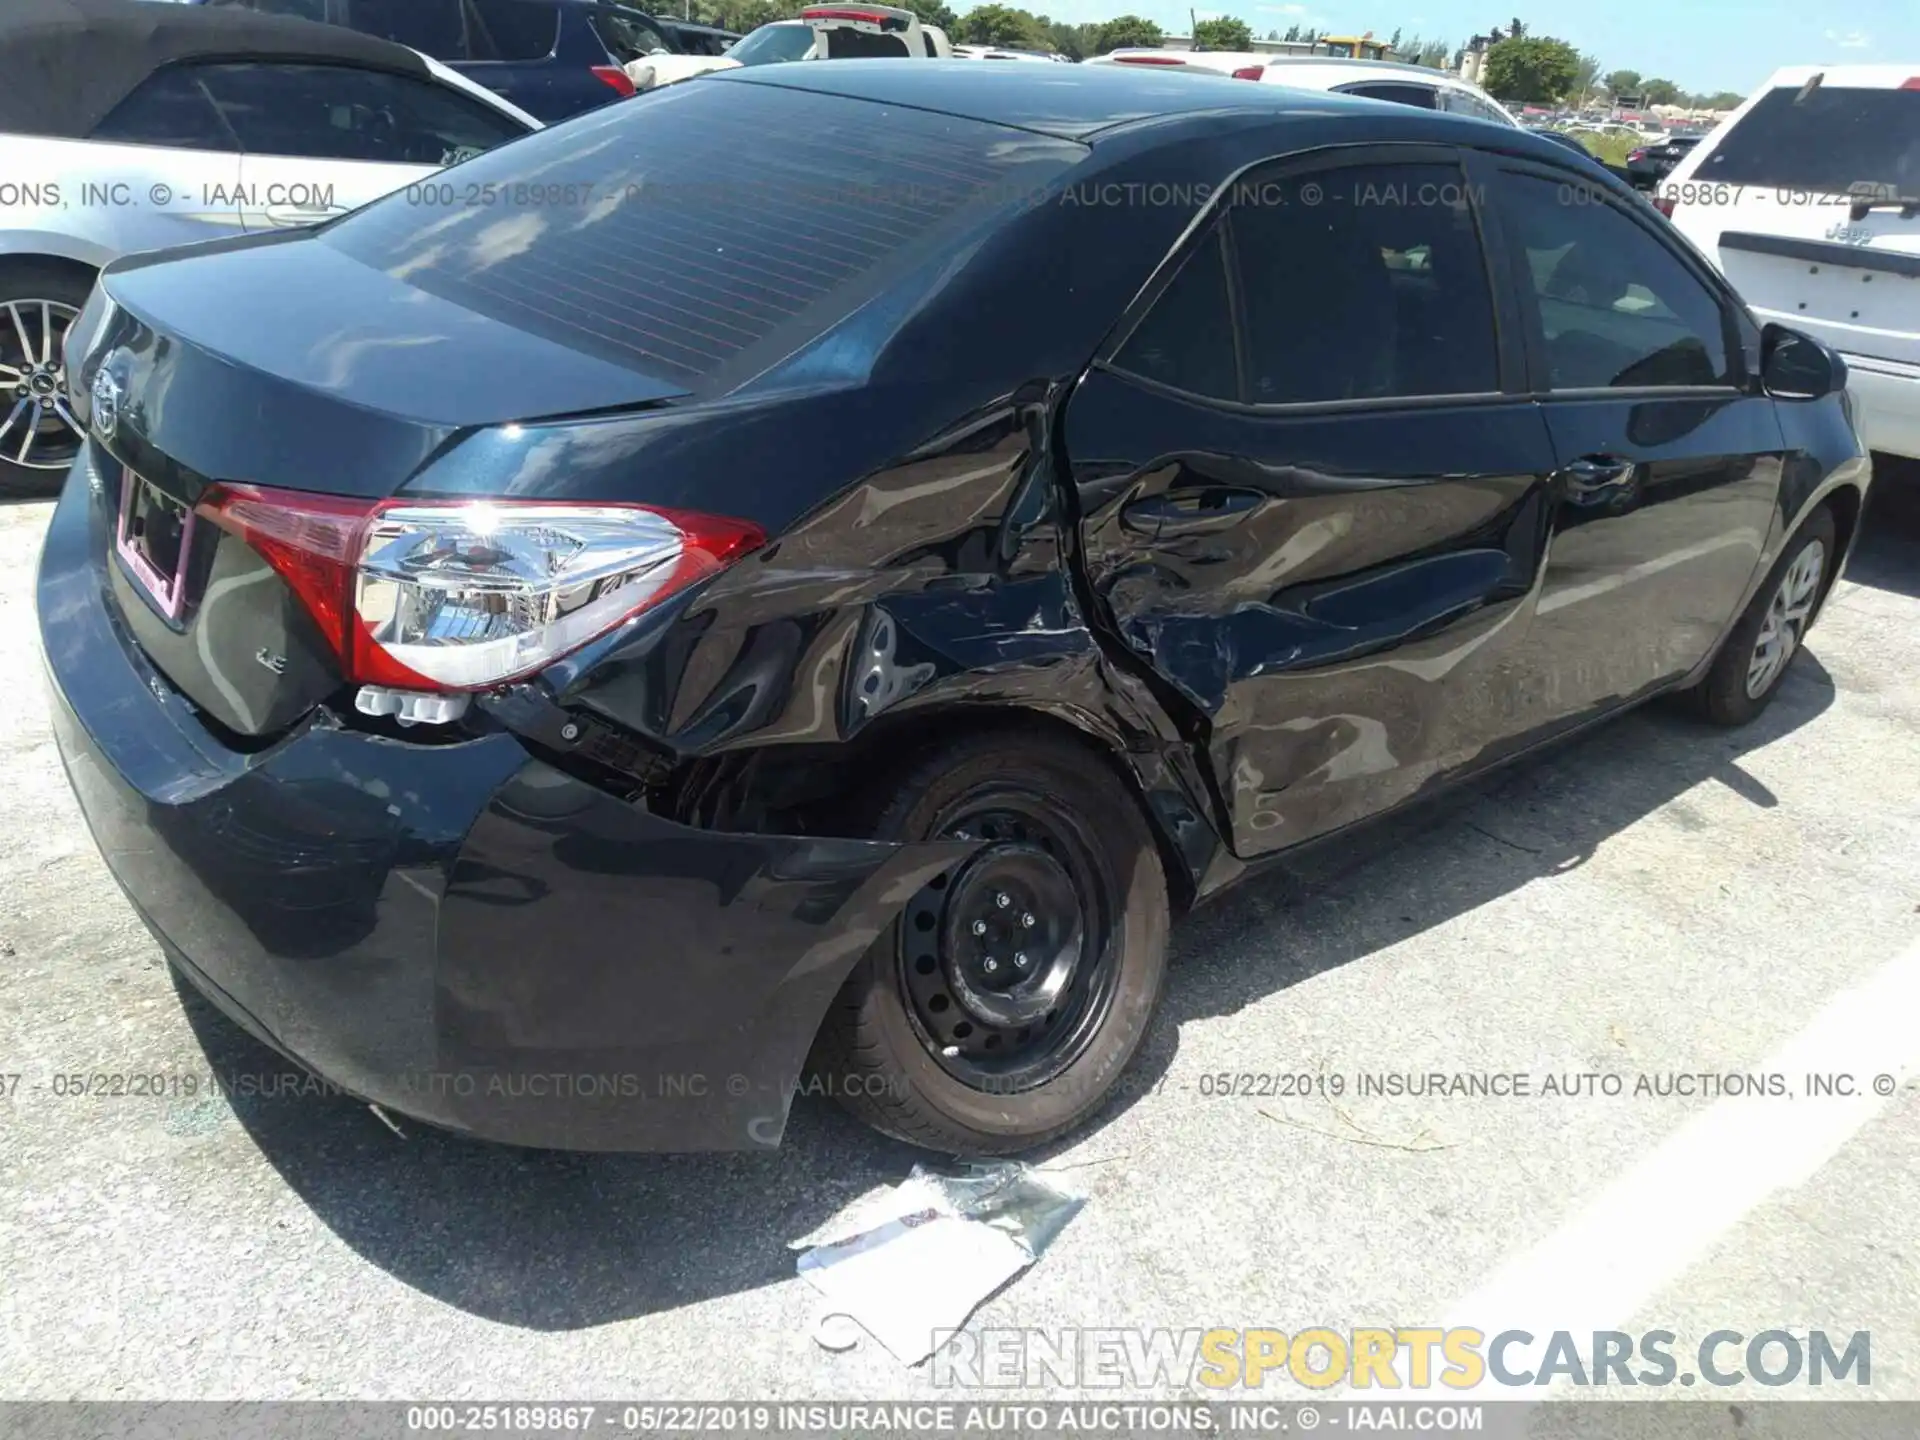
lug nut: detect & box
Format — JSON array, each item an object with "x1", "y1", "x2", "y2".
[
  {"x1": 995, "y1": 892, "x2": 1011, "y2": 909},
  {"x1": 1022, "y1": 912, "x2": 1036, "y2": 928},
  {"x1": 1015, "y1": 952, "x2": 1030, "y2": 969},
  {"x1": 971, "y1": 920, "x2": 987, "y2": 936},
  {"x1": 984, "y1": 957, "x2": 999, "y2": 974}
]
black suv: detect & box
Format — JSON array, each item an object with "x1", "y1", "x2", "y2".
[{"x1": 197, "y1": 0, "x2": 691, "y2": 120}]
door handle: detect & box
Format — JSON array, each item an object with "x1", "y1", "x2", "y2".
[
  {"x1": 1120, "y1": 486, "x2": 1265, "y2": 534},
  {"x1": 1559, "y1": 454, "x2": 1639, "y2": 504},
  {"x1": 262, "y1": 203, "x2": 350, "y2": 229}
]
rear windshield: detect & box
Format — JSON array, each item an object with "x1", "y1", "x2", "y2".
[
  {"x1": 726, "y1": 23, "x2": 816, "y2": 64},
  {"x1": 320, "y1": 79, "x2": 1081, "y2": 387},
  {"x1": 1695, "y1": 84, "x2": 1920, "y2": 194},
  {"x1": 591, "y1": 11, "x2": 677, "y2": 62}
]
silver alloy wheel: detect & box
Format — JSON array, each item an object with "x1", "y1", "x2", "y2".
[
  {"x1": 1745, "y1": 538, "x2": 1826, "y2": 699},
  {"x1": 0, "y1": 299, "x2": 84, "y2": 471}
]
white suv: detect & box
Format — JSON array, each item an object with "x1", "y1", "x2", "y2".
[
  {"x1": 1661, "y1": 65, "x2": 1920, "y2": 460},
  {"x1": 705, "y1": 5, "x2": 951, "y2": 71}
]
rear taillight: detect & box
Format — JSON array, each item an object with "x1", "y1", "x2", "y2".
[
  {"x1": 1627, "y1": 148, "x2": 1647, "y2": 162},
  {"x1": 591, "y1": 64, "x2": 636, "y2": 97},
  {"x1": 199, "y1": 488, "x2": 763, "y2": 693},
  {"x1": 1653, "y1": 195, "x2": 1677, "y2": 218},
  {"x1": 1231, "y1": 64, "x2": 1265, "y2": 80}
]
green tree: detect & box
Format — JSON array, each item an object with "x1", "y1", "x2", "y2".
[
  {"x1": 1093, "y1": 12, "x2": 1163, "y2": 51},
  {"x1": 957, "y1": 3, "x2": 1045, "y2": 46},
  {"x1": 1603, "y1": 68, "x2": 1642, "y2": 97},
  {"x1": 1040, "y1": 19, "x2": 1092, "y2": 56},
  {"x1": 1641, "y1": 77, "x2": 1683, "y2": 105},
  {"x1": 1282, "y1": 22, "x2": 1299, "y2": 40},
  {"x1": 1569, "y1": 50, "x2": 1602, "y2": 102},
  {"x1": 1703, "y1": 90, "x2": 1744, "y2": 110},
  {"x1": 1480, "y1": 35, "x2": 1581, "y2": 104},
  {"x1": 1508, "y1": 16, "x2": 1526, "y2": 38},
  {"x1": 1192, "y1": 16, "x2": 1253, "y2": 49},
  {"x1": 896, "y1": 0, "x2": 958, "y2": 30}
]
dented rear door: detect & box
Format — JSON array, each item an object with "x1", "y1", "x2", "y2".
[{"x1": 1065, "y1": 147, "x2": 1560, "y2": 859}]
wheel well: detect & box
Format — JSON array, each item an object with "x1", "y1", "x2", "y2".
[
  {"x1": 0, "y1": 254, "x2": 99, "y2": 295},
  {"x1": 657, "y1": 706, "x2": 1197, "y2": 914},
  {"x1": 1822, "y1": 484, "x2": 1863, "y2": 583}
]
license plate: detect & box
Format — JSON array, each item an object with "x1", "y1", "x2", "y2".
[{"x1": 114, "y1": 468, "x2": 197, "y2": 620}]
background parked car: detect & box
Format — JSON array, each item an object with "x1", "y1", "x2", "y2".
[
  {"x1": 1626, "y1": 133, "x2": 1702, "y2": 190},
  {"x1": 1661, "y1": 64, "x2": 1920, "y2": 465},
  {"x1": 0, "y1": 0, "x2": 537, "y2": 493},
  {"x1": 196, "y1": 0, "x2": 698, "y2": 117},
  {"x1": 952, "y1": 44, "x2": 1069, "y2": 61}
]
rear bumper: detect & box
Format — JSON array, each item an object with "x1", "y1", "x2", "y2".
[
  {"x1": 38, "y1": 451, "x2": 961, "y2": 1151},
  {"x1": 1840, "y1": 354, "x2": 1920, "y2": 463}
]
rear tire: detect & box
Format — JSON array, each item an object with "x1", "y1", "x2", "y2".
[
  {"x1": 1687, "y1": 506, "x2": 1836, "y2": 727},
  {"x1": 0, "y1": 260, "x2": 94, "y2": 499},
  {"x1": 813, "y1": 729, "x2": 1168, "y2": 1155}
]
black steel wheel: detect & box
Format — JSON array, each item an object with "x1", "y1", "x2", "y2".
[{"x1": 814, "y1": 728, "x2": 1169, "y2": 1154}]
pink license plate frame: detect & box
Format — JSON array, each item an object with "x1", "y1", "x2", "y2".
[{"x1": 114, "y1": 467, "x2": 197, "y2": 622}]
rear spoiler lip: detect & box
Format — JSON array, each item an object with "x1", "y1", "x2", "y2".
[{"x1": 1720, "y1": 228, "x2": 1920, "y2": 280}]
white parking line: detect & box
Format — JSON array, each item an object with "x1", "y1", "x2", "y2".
[{"x1": 1417, "y1": 935, "x2": 1920, "y2": 1391}]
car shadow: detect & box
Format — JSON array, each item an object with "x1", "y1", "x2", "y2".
[{"x1": 180, "y1": 652, "x2": 1837, "y2": 1330}]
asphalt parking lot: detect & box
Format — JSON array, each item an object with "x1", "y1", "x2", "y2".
[{"x1": 4, "y1": 477, "x2": 1919, "y2": 1404}]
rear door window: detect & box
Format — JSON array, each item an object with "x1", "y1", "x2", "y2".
[
  {"x1": 339, "y1": 0, "x2": 470, "y2": 57},
  {"x1": 1339, "y1": 82, "x2": 1438, "y2": 109},
  {"x1": 1111, "y1": 231, "x2": 1237, "y2": 399},
  {"x1": 1694, "y1": 84, "x2": 1920, "y2": 195},
  {"x1": 1232, "y1": 161, "x2": 1500, "y2": 403},
  {"x1": 320, "y1": 80, "x2": 1083, "y2": 385},
  {"x1": 91, "y1": 68, "x2": 238, "y2": 150},
  {"x1": 1491, "y1": 170, "x2": 1733, "y2": 389},
  {"x1": 466, "y1": 0, "x2": 561, "y2": 60},
  {"x1": 190, "y1": 62, "x2": 527, "y2": 164}
]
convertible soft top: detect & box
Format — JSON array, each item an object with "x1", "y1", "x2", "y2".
[{"x1": 0, "y1": 0, "x2": 435, "y2": 140}]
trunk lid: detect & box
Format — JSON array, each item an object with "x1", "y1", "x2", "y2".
[{"x1": 70, "y1": 231, "x2": 691, "y2": 739}]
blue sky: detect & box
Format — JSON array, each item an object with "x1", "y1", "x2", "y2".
[{"x1": 1024, "y1": 0, "x2": 1913, "y2": 96}]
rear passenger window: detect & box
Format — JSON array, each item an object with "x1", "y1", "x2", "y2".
[
  {"x1": 1493, "y1": 172, "x2": 1732, "y2": 389},
  {"x1": 190, "y1": 62, "x2": 526, "y2": 163},
  {"x1": 467, "y1": 0, "x2": 560, "y2": 60},
  {"x1": 1340, "y1": 83, "x2": 1438, "y2": 109},
  {"x1": 1112, "y1": 231, "x2": 1236, "y2": 399},
  {"x1": 92, "y1": 68, "x2": 237, "y2": 151},
  {"x1": 339, "y1": 0, "x2": 468, "y2": 57},
  {"x1": 1232, "y1": 162, "x2": 1500, "y2": 404}
]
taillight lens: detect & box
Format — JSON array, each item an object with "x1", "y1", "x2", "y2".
[
  {"x1": 1653, "y1": 195, "x2": 1677, "y2": 218},
  {"x1": 1628, "y1": 148, "x2": 1646, "y2": 162},
  {"x1": 591, "y1": 64, "x2": 637, "y2": 97},
  {"x1": 201, "y1": 488, "x2": 762, "y2": 693},
  {"x1": 1231, "y1": 65, "x2": 1265, "y2": 80}
]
